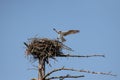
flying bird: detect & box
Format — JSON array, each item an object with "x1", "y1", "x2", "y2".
[{"x1": 53, "y1": 28, "x2": 80, "y2": 42}]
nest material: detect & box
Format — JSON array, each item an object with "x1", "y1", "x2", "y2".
[{"x1": 24, "y1": 38, "x2": 72, "y2": 64}]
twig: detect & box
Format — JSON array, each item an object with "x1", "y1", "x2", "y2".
[
  {"x1": 44, "y1": 67, "x2": 116, "y2": 78},
  {"x1": 57, "y1": 54, "x2": 105, "y2": 58},
  {"x1": 46, "y1": 74, "x2": 84, "y2": 80}
]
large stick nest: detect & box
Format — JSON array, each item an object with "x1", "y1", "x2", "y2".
[{"x1": 24, "y1": 38, "x2": 72, "y2": 63}]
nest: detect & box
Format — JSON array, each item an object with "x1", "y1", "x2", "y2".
[{"x1": 24, "y1": 38, "x2": 72, "y2": 64}]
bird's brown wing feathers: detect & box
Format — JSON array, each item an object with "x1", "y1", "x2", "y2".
[{"x1": 63, "y1": 30, "x2": 80, "y2": 36}]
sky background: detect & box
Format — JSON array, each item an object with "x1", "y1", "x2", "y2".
[{"x1": 0, "y1": 0, "x2": 120, "y2": 80}]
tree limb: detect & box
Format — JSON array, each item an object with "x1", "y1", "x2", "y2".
[
  {"x1": 46, "y1": 74, "x2": 84, "y2": 80},
  {"x1": 44, "y1": 67, "x2": 116, "y2": 79},
  {"x1": 57, "y1": 53, "x2": 105, "y2": 58}
]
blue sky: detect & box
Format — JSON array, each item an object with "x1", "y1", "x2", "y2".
[{"x1": 0, "y1": 0, "x2": 120, "y2": 80}]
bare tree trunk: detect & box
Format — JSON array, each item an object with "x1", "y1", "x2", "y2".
[{"x1": 38, "y1": 58, "x2": 45, "y2": 80}]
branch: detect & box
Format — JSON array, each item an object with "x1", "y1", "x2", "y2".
[
  {"x1": 46, "y1": 74, "x2": 84, "y2": 80},
  {"x1": 57, "y1": 53, "x2": 105, "y2": 58},
  {"x1": 44, "y1": 67, "x2": 116, "y2": 79}
]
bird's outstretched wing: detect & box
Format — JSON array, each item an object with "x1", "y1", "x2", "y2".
[{"x1": 63, "y1": 30, "x2": 80, "y2": 36}]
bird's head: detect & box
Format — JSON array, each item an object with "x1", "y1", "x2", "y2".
[{"x1": 58, "y1": 31, "x2": 62, "y2": 34}]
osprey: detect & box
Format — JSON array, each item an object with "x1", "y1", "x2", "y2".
[{"x1": 53, "y1": 28, "x2": 80, "y2": 42}]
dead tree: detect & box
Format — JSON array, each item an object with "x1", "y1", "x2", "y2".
[{"x1": 24, "y1": 30, "x2": 116, "y2": 80}]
